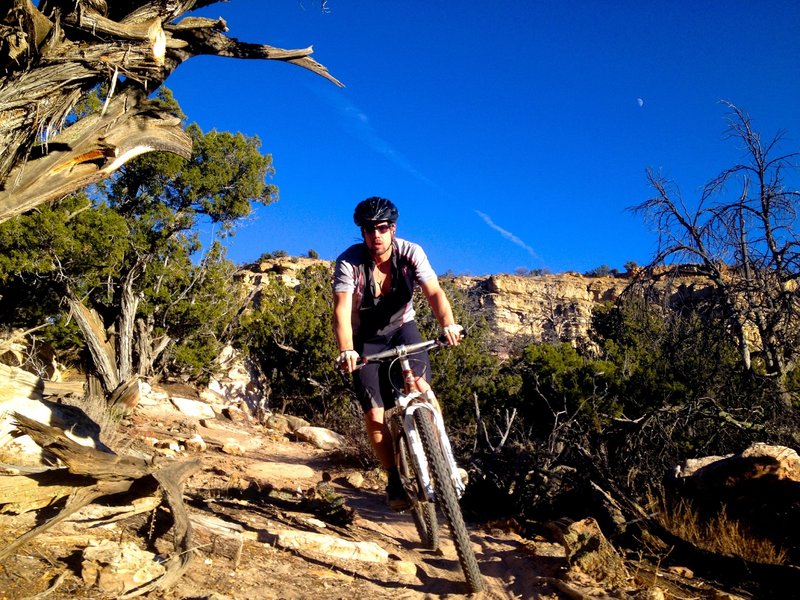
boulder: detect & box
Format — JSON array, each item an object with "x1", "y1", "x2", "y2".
[
  {"x1": 275, "y1": 530, "x2": 389, "y2": 563},
  {"x1": 221, "y1": 405, "x2": 250, "y2": 425},
  {"x1": 265, "y1": 413, "x2": 309, "y2": 434},
  {"x1": 677, "y1": 443, "x2": 800, "y2": 483},
  {"x1": 294, "y1": 426, "x2": 346, "y2": 450},
  {"x1": 207, "y1": 345, "x2": 270, "y2": 414},
  {"x1": 246, "y1": 461, "x2": 315, "y2": 484},
  {"x1": 671, "y1": 443, "x2": 800, "y2": 561},
  {"x1": 170, "y1": 396, "x2": 216, "y2": 419},
  {"x1": 554, "y1": 517, "x2": 630, "y2": 588}
]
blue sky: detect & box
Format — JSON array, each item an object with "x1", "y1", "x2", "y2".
[{"x1": 167, "y1": 1, "x2": 800, "y2": 276}]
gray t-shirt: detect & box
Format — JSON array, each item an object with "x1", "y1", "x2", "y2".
[{"x1": 333, "y1": 237, "x2": 437, "y2": 339}]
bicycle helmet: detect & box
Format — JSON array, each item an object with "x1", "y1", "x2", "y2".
[{"x1": 353, "y1": 197, "x2": 398, "y2": 227}]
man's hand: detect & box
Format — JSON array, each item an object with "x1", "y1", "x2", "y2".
[
  {"x1": 441, "y1": 323, "x2": 464, "y2": 347},
  {"x1": 337, "y1": 349, "x2": 360, "y2": 373}
]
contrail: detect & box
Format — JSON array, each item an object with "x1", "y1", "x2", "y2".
[
  {"x1": 311, "y1": 85, "x2": 439, "y2": 189},
  {"x1": 475, "y1": 210, "x2": 542, "y2": 261}
]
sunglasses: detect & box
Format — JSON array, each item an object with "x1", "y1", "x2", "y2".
[{"x1": 363, "y1": 223, "x2": 392, "y2": 234}]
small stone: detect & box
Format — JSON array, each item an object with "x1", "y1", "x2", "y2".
[
  {"x1": 346, "y1": 472, "x2": 365, "y2": 488},
  {"x1": 81, "y1": 540, "x2": 165, "y2": 594},
  {"x1": 392, "y1": 560, "x2": 417, "y2": 576},
  {"x1": 305, "y1": 517, "x2": 327, "y2": 528},
  {"x1": 222, "y1": 442, "x2": 244, "y2": 456},
  {"x1": 184, "y1": 433, "x2": 207, "y2": 452},
  {"x1": 667, "y1": 565, "x2": 694, "y2": 578},
  {"x1": 155, "y1": 439, "x2": 181, "y2": 452}
]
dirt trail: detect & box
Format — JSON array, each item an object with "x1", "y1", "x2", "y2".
[
  {"x1": 0, "y1": 411, "x2": 585, "y2": 600},
  {"x1": 334, "y1": 484, "x2": 565, "y2": 599},
  {"x1": 170, "y1": 423, "x2": 572, "y2": 600}
]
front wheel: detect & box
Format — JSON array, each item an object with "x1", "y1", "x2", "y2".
[
  {"x1": 414, "y1": 409, "x2": 484, "y2": 593},
  {"x1": 397, "y1": 428, "x2": 439, "y2": 551}
]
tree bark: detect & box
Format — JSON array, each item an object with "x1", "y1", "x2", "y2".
[
  {"x1": 66, "y1": 294, "x2": 119, "y2": 392},
  {"x1": 0, "y1": 0, "x2": 342, "y2": 223}
]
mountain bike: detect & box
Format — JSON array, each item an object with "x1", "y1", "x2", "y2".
[{"x1": 357, "y1": 338, "x2": 485, "y2": 593}]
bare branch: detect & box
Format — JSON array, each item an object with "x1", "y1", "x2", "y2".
[{"x1": 0, "y1": 0, "x2": 342, "y2": 220}]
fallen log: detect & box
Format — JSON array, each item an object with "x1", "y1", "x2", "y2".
[
  {"x1": 0, "y1": 465, "x2": 96, "y2": 513},
  {"x1": 0, "y1": 413, "x2": 201, "y2": 598}
]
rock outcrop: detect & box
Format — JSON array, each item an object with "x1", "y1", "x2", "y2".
[
  {"x1": 237, "y1": 258, "x2": 709, "y2": 354},
  {"x1": 237, "y1": 258, "x2": 635, "y2": 348},
  {"x1": 460, "y1": 273, "x2": 632, "y2": 352},
  {"x1": 237, "y1": 256, "x2": 325, "y2": 305},
  {"x1": 670, "y1": 443, "x2": 800, "y2": 561}
]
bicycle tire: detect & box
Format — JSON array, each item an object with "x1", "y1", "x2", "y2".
[
  {"x1": 397, "y1": 431, "x2": 439, "y2": 551},
  {"x1": 414, "y1": 409, "x2": 485, "y2": 593}
]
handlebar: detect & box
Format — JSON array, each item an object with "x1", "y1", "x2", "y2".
[
  {"x1": 360, "y1": 338, "x2": 443, "y2": 363},
  {"x1": 336, "y1": 331, "x2": 465, "y2": 372}
]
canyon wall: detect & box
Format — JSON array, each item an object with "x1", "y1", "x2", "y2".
[
  {"x1": 237, "y1": 258, "x2": 645, "y2": 352},
  {"x1": 457, "y1": 273, "x2": 633, "y2": 351}
]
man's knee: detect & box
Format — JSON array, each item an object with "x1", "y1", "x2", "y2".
[{"x1": 364, "y1": 408, "x2": 384, "y2": 427}]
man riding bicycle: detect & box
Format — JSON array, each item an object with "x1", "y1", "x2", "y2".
[{"x1": 333, "y1": 197, "x2": 463, "y2": 510}]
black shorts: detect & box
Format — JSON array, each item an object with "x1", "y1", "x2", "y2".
[{"x1": 353, "y1": 321, "x2": 432, "y2": 412}]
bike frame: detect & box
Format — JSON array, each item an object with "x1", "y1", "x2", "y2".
[{"x1": 368, "y1": 341, "x2": 466, "y2": 500}]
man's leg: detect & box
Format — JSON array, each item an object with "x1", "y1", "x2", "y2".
[
  {"x1": 364, "y1": 407, "x2": 394, "y2": 468},
  {"x1": 364, "y1": 406, "x2": 411, "y2": 511}
]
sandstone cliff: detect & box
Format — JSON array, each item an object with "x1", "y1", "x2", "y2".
[
  {"x1": 458, "y1": 273, "x2": 633, "y2": 351},
  {"x1": 236, "y1": 257, "x2": 728, "y2": 356},
  {"x1": 236, "y1": 258, "x2": 643, "y2": 353}
]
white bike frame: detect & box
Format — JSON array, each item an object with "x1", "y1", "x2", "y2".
[
  {"x1": 355, "y1": 339, "x2": 466, "y2": 500},
  {"x1": 398, "y1": 390, "x2": 466, "y2": 500}
]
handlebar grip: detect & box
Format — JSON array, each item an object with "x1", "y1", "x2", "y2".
[{"x1": 438, "y1": 328, "x2": 467, "y2": 345}]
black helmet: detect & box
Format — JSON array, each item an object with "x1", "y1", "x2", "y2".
[{"x1": 353, "y1": 197, "x2": 398, "y2": 227}]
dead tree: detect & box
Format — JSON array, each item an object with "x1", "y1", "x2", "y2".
[
  {"x1": 632, "y1": 103, "x2": 800, "y2": 404},
  {"x1": 0, "y1": 0, "x2": 342, "y2": 223},
  {"x1": 0, "y1": 412, "x2": 201, "y2": 598}
]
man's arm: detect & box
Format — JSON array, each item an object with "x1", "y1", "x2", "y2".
[
  {"x1": 420, "y1": 278, "x2": 462, "y2": 346},
  {"x1": 333, "y1": 291, "x2": 359, "y2": 371}
]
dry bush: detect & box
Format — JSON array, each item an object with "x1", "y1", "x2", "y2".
[
  {"x1": 59, "y1": 392, "x2": 129, "y2": 453},
  {"x1": 648, "y1": 491, "x2": 788, "y2": 565}
]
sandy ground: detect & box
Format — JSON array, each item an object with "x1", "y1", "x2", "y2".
[{"x1": 0, "y1": 403, "x2": 703, "y2": 600}]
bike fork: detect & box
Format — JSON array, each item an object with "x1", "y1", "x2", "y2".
[{"x1": 402, "y1": 398, "x2": 466, "y2": 500}]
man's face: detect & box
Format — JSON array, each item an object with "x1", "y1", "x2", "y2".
[{"x1": 362, "y1": 221, "x2": 395, "y2": 257}]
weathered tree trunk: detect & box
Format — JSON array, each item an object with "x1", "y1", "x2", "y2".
[
  {"x1": 66, "y1": 294, "x2": 119, "y2": 392},
  {"x1": 0, "y1": 412, "x2": 201, "y2": 597},
  {"x1": 136, "y1": 314, "x2": 171, "y2": 377},
  {"x1": 118, "y1": 262, "x2": 144, "y2": 383},
  {"x1": 0, "y1": 0, "x2": 341, "y2": 223}
]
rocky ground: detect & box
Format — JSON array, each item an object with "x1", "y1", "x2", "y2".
[{"x1": 0, "y1": 391, "x2": 745, "y2": 600}]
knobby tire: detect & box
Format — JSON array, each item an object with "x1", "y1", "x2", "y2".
[
  {"x1": 414, "y1": 409, "x2": 484, "y2": 593},
  {"x1": 397, "y1": 431, "x2": 439, "y2": 551}
]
